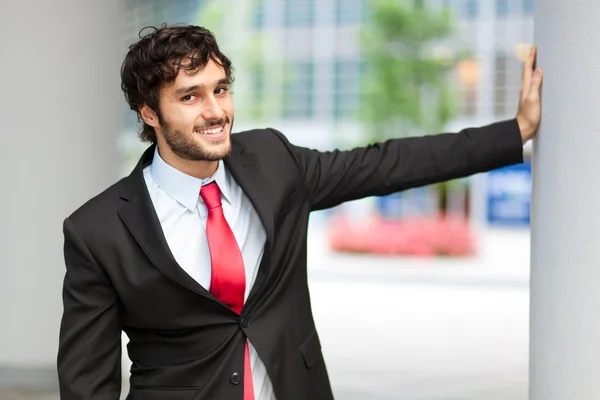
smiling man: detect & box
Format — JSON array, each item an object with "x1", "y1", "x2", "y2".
[{"x1": 57, "y1": 25, "x2": 543, "y2": 400}]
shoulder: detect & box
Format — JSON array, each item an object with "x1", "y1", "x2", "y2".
[
  {"x1": 232, "y1": 127, "x2": 302, "y2": 166},
  {"x1": 231, "y1": 127, "x2": 301, "y2": 165},
  {"x1": 65, "y1": 176, "x2": 129, "y2": 233},
  {"x1": 231, "y1": 127, "x2": 293, "y2": 150},
  {"x1": 229, "y1": 127, "x2": 305, "y2": 187}
]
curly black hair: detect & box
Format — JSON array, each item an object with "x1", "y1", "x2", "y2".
[{"x1": 121, "y1": 24, "x2": 233, "y2": 143}]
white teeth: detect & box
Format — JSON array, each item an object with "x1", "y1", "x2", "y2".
[{"x1": 197, "y1": 125, "x2": 224, "y2": 135}]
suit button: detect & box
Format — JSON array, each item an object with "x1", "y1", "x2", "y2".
[
  {"x1": 240, "y1": 316, "x2": 249, "y2": 328},
  {"x1": 231, "y1": 372, "x2": 241, "y2": 385}
]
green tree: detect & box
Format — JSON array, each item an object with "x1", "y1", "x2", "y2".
[
  {"x1": 359, "y1": 0, "x2": 463, "y2": 140},
  {"x1": 359, "y1": 0, "x2": 470, "y2": 213}
]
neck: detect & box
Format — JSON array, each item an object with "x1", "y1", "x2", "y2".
[{"x1": 156, "y1": 144, "x2": 218, "y2": 179}]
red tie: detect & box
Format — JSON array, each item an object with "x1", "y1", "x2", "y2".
[{"x1": 200, "y1": 182, "x2": 254, "y2": 400}]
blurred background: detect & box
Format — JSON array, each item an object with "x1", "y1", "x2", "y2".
[{"x1": 1, "y1": 0, "x2": 535, "y2": 399}]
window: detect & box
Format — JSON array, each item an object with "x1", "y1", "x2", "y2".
[
  {"x1": 494, "y1": 54, "x2": 508, "y2": 116},
  {"x1": 284, "y1": 0, "x2": 315, "y2": 27},
  {"x1": 496, "y1": 0, "x2": 509, "y2": 17},
  {"x1": 494, "y1": 53, "x2": 521, "y2": 118},
  {"x1": 335, "y1": 0, "x2": 364, "y2": 24},
  {"x1": 333, "y1": 59, "x2": 363, "y2": 120},
  {"x1": 523, "y1": 0, "x2": 534, "y2": 15},
  {"x1": 253, "y1": 0, "x2": 266, "y2": 28},
  {"x1": 283, "y1": 61, "x2": 314, "y2": 119},
  {"x1": 463, "y1": 0, "x2": 478, "y2": 20}
]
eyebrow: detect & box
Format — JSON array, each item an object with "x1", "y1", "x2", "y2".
[{"x1": 173, "y1": 78, "x2": 232, "y2": 96}]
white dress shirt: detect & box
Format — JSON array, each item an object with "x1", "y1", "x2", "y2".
[{"x1": 143, "y1": 147, "x2": 276, "y2": 400}]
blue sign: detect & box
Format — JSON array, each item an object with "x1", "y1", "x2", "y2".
[{"x1": 486, "y1": 160, "x2": 532, "y2": 226}]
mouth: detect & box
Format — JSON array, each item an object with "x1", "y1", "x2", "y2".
[{"x1": 194, "y1": 123, "x2": 227, "y2": 140}]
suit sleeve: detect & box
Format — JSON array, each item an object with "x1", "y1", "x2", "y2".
[
  {"x1": 57, "y1": 217, "x2": 122, "y2": 400},
  {"x1": 271, "y1": 118, "x2": 524, "y2": 211}
]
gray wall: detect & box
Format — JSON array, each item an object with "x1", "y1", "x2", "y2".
[
  {"x1": 0, "y1": 0, "x2": 122, "y2": 388},
  {"x1": 530, "y1": 0, "x2": 600, "y2": 398}
]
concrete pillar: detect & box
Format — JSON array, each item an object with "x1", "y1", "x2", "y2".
[
  {"x1": 530, "y1": 0, "x2": 600, "y2": 398},
  {"x1": 0, "y1": 0, "x2": 122, "y2": 389}
]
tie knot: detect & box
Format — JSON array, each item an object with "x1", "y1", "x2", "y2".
[{"x1": 200, "y1": 182, "x2": 222, "y2": 210}]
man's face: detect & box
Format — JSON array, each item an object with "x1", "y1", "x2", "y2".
[{"x1": 155, "y1": 59, "x2": 234, "y2": 161}]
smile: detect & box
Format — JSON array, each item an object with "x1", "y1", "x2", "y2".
[{"x1": 195, "y1": 124, "x2": 225, "y2": 135}]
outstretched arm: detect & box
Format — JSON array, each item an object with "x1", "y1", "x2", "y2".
[
  {"x1": 280, "y1": 119, "x2": 524, "y2": 211},
  {"x1": 273, "y1": 45, "x2": 542, "y2": 211}
]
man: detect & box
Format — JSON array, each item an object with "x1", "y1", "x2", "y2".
[{"x1": 57, "y1": 25, "x2": 543, "y2": 400}]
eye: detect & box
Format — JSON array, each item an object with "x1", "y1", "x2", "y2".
[
  {"x1": 215, "y1": 87, "x2": 229, "y2": 96},
  {"x1": 181, "y1": 94, "x2": 197, "y2": 102}
]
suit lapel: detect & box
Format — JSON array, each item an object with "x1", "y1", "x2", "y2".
[
  {"x1": 224, "y1": 137, "x2": 275, "y2": 305},
  {"x1": 117, "y1": 145, "x2": 219, "y2": 303},
  {"x1": 224, "y1": 138, "x2": 275, "y2": 256}
]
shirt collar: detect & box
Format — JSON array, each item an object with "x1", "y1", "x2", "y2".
[{"x1": 149, "y1": 146, "x2": 231, "y2": 212}]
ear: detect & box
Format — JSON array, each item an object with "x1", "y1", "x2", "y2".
[{"x1": 139, "y1": 104, "x2": 160, "y2": 128}]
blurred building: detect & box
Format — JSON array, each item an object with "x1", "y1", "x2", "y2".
[
  {"x1": 120, "y1": 0, "x2": 533, "y2": 142},
  {"x1": 445, "y1": 0, "x2": 535, "y2": 130},
  {"x1": 118, "y1": 0, "x2": 534, "y2": 226}
]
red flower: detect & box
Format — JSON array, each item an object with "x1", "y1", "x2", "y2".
[{"x1": 328, "y1": 213, "x2": 477, "y2": 257}]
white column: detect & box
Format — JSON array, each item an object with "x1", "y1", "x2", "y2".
[
  {"x1": 0, "y1": 0, "x2": 122, "y2": 389},
  {"x1": 530, "y1": 0, "x2": 600, "y2": 398}
]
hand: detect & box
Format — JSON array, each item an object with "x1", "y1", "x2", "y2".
[{"x1": 516, "y1": 45, "x2": 543, "y2": 144}]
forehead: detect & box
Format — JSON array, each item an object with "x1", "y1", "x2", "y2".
[{"x1": 169, "y1": 59, "x2": 228, "y2": 90}]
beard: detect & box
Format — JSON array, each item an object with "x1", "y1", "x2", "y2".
[{"x1": 160, "y1": 116, "x2": 233, "y2": 162}]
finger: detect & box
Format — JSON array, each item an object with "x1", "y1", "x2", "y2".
[
  {"x1": 521, "y1": 46, "x2": 536, "y2": 93},
  {"x1": 530, "y1": 67, "x2": 543, "y2": 95},
  {"x1": 522, "y1": 45, "x2": 536, "y2": 96}
]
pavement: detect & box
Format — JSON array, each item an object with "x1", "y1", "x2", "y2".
[
  {"x1": 307, "y1": 223, "x2": 531, "y2": 400},
  {"x1": 4, "y1": 223, "x2": 532, "y2": 400}
]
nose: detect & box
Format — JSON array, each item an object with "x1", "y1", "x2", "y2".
[{"x1": 200, "y1": 95, "x2": 222, "y2": 121}]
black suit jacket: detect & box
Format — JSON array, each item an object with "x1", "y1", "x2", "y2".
[{"x1": 57, "y1": 119, "x2": 524, "y2": 400}]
